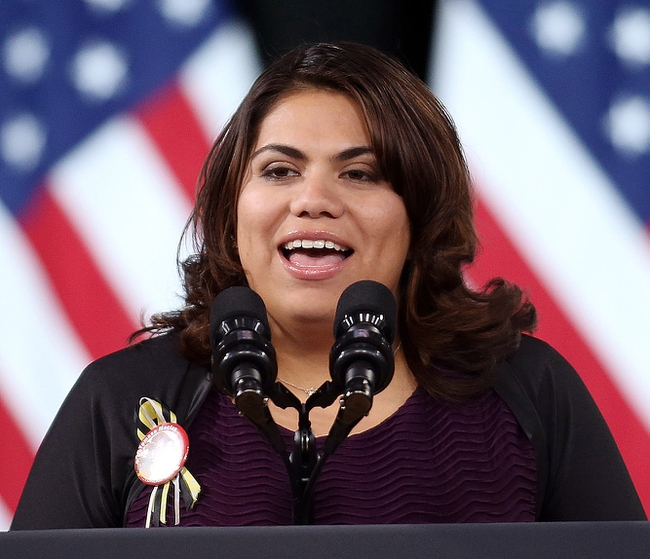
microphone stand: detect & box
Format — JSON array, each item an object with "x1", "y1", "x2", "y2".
[
  {"x1": 218, "y1": 281, "x2": 395, "y2": 525},
  {"x1": 221, "y1": 361, "x2": 368, "y2": 525},
  {"x1": 266, "y1": 380, "x2": 371, "y2": 525}
]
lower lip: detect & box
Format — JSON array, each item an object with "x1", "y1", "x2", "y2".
[{"x1": 279, "y1": 251, "x2": 350, "y2": 280}]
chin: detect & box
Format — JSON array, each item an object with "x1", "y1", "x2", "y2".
[
  {"x1": 283, "y1": 300, "x2": 337, "y2": 327},
  {"x1": 260, "y1": 287, "x2": 332, "y2": 322},
  {"x1": 293, "y1": 303, "x2": 337, "y2": 324}
]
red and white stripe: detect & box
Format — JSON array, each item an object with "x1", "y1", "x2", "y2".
[
  {"x1": 0, "y1": 20, "x2": 260, "y2": 529},
  {"x1": 433, "y1": 0, "x2": 650, "y2": 512}
]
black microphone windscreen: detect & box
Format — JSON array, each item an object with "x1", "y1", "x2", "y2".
[
  {"x1": 333, "y1": 280, "x2": 396, "y2": 341},
  {"x1": 210, "y1": 286, "x2": 271, "y2": 342}
]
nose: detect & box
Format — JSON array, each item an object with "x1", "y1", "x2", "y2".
[{"x1": 289, "y1": 173, "x2": 344, "y2": 219}]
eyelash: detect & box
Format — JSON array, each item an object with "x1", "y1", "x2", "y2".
[
  {"x1": 260, "y1": 165, "x2": 299, "y2": 180},
  {"x1": 342, "y1": 169, "x2": 378, "y2": 182},
  {"x1": 259, "y1": 164, "x2": 381, "y2": 183}
]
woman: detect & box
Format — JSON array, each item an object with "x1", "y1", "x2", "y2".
[{"x1": 12, "y1": 43, "x2": 645, "y2": 529}]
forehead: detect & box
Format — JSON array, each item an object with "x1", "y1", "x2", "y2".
[{"x1": 254, "y1": 88, "x2": 371, "y2": 147}]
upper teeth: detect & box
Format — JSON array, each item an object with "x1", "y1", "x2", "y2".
[{"x1": 283, "y1": 239, "x2": 347, "y2": 251}]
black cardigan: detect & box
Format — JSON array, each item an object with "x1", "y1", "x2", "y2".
[{"x1": 11, "y1": 334, "x2": 646, "y2": 529}]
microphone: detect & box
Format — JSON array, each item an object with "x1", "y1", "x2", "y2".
[
  {"x1": 210, "y1": 286, "x2": 277, "y2": 416},
  {"x1": 329, "y1": 280, "x2": 396, "y2": 419}
]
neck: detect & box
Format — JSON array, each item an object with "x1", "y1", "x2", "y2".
[
  {"x1": 269, "y1": 318, "x2": 409, "y2": 400},
  {"x1": 270, "y1": 320, "x2": 334, "y2": 390}
]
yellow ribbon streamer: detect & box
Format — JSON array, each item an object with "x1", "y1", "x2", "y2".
[{"x1": 135, "y1": 397, "x2": 201, "y2": 527}]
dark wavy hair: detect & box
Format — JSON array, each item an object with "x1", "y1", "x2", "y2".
[{"x1": 145, "y1": 42, "x2": 536, "y2": 401}]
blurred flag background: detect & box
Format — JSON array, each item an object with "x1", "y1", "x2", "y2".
[
  {"x1": 432, "y1": 0, "x2": 650, "y2": 516},
  {"x1": 0, "y1": 0, "x2": 648, "y2": 529},
  {"x1": 0, "y1": 0, "x2": 260, "y2": 528}
]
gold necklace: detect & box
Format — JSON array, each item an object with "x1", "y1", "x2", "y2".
[
  {"x1": 277, "y1": 344, "x2": 402, "y2": 397},
  {"x1": 277, "y1": 378, "x2": 318, "y2": 397}
]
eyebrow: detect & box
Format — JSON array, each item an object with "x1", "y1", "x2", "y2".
[
  {"x1": 334, "y1": 146, "x2": 374, "y2": 162},
  {"x1": 251, "y1": 144, "x2": 375, "y2": 162},
  {"x1": 251, "y1": 144, "x2": 305, "y2": 160}
]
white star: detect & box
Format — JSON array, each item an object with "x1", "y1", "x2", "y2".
[
  {"x1": 157, "y1": 0, "x2": 212, "y2": 27},
  {"x1": 530, "y1": 1, "x2": 586, "y2": 56},
  {"x1": 0, "y1": 113, "x2": 47, "y2": 170},
  {"x1": 70, "y1": 41, "x2": 128, "y2": 102},
  {"x1": 3, "y1": 27, "x2": 50, "y2": 84},
  {"x1": 83, "y1": 0, "x2": 131, "y2": 13},
  {"x1": 605, "y1": 96, "x2": 650, "y2": 156},
  {"x1": 609, "y1": 7, "x2": 650, "y2": 66}
]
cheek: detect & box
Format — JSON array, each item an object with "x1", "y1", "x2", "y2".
[
  {"x1": 381, "y1": 214, "x2": 411, "y2": 273},
  {"x1": 237, "y1": 187, "x2": 267, "y2": 235},
  {"x1": 235, "y1": 193, "x2": 260, "y2": 267},
  {"x1": 371, "y1": 201, "x2": 410, "y2": 249},
  {"x1": 237, "y1": 183, "x2": 285, "y2": 225},
  {"x1": 236, "y1": 188, "x2": 282, "y2": 265}
]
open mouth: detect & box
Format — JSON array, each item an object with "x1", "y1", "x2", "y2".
[{"x1": 281, "y1": 239, "x2": 353, "y2": 267}]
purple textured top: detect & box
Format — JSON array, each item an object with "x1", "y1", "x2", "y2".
[{"x1": 126, "y1": 387, "x2": 536, "y2": 527}]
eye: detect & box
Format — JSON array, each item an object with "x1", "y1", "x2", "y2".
[
  {"x1": 261, "y1": 165, "x2": 300, "y2": 180},
  {"x1": 341, "y1": 168, "x2": 380, "y2": 183}
]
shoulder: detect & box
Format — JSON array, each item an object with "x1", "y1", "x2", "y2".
[
  {"x1": 498, "y1": 334, "x2": 582, "y2": 404},
  {"x1": 12, "y1": 331, "x2": 213, "y2": 530},
  {"x1": 83, "y1": 331, "x2": 187, "y2": 380},
  {"x1": 503, "y1": 334, "x2": 569, "y2": 375},
  {"x1": 494, "y1": 334, "x2": 606, "y2": 435},
  {"x1": 68, "y1": 331, "x2": 211, "y2": 428},
  {"x1": 497, "y1": 338, "x2": 647, "y2": 520},
  {"x1": 77, "y1": 331, "x2": 205, "y2": 393}
]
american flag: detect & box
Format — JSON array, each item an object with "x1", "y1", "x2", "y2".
[
  {"x1": 0, "y1": 0, "x2": 259, "y2": 529},
  {"x1": 1, "y1": 0, "x2": 648, "y2": 531},
  {"x1": 433, "y1": 0, "x2": 650, "y2": 514}
]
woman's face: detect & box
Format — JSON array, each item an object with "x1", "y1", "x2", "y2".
[{"x1": 236, "y1": 89, "x2": 410, "y2": 334}]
